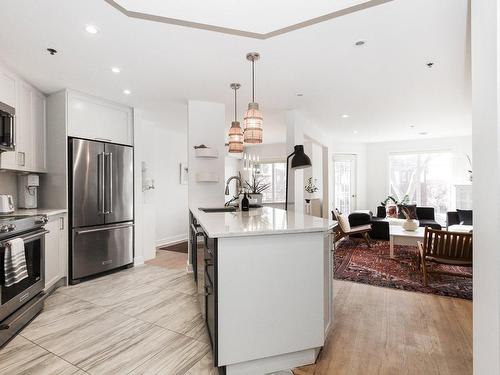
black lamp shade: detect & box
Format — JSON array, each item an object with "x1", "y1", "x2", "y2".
[{"x1": 291, "y1": 145, "x2": 312, "y2": 169}]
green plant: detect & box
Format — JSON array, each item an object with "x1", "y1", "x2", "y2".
[
  {"x1": 244, "y1": 172, "x2": 270, "y2": 194},
  {"x1": 380, "y1": 194, "x2": 410, "y2": 207},
  {"x1": 304, "y1": 177, "x2": 319, "y2": 194}
]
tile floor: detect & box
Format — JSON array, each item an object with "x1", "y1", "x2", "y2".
[{"x1": 0, "y1": 263, "x2": 218, "y2": 375}]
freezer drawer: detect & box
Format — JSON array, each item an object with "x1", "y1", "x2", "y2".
[{"x1": 72, "y1": 223, "x2": 133, "y2": 280}]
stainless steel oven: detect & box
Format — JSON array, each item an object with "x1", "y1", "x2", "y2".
[
  {"x1": 0, "y1": 101, "x2": 15, "y2": 152},
  {"x1": 0, "y1": 215, "x2": 48, "y2": 347}
]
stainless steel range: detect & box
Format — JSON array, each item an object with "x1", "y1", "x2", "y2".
[{"x1": 0, "y1": 214, "x2": 48, "y2": 347}]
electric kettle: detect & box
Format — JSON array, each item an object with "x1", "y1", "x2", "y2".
[{"x1": 0, "y1": 194, "x2": 14, "y2": 213}]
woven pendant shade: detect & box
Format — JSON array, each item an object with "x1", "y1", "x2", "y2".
[
  {"x1": 243, "y1": 102, "x2": 263, "y2": 144},
  {"x1": 228, "y1": 121, "x2": 244, "y2": 153}
]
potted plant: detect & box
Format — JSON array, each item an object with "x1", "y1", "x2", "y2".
[
  {"x1": 380, "y1": 195, "x2": 410, "y2": 218},
  {"x1": 304, "y1": 177, "x2": 319, "y2": 203},
  {"x1": 401, "y1": 206, "x2": 419, "y2": 231},
  {"x1": 244, "y1": 172, "x2": 270, "y2": 205}
]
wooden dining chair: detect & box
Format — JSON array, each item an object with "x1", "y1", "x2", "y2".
[
  {"x1": 417, "y1": 227, "x2": 473, "y2": 286},
  {"x1": 332, "y1": 209, "x2": 372, "y2": 247}
]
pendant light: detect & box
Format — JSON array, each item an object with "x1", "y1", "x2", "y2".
[
  {"x1": 228, "y1": 83, "x2": 244, "y2": 153},
  {"x1": 244, "y1": 52, "x2": 263, "y2": 144}
]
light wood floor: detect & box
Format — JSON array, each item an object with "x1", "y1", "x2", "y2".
[
  {"x1": 146, "y1": 248, "x2": 188, "y2": 270},
  {"x1": 295, "y1": 280, "x2": 472, "y2": 375},
  {"x1": 147, "y1": 246, "x2": 472, "y2": 375}
]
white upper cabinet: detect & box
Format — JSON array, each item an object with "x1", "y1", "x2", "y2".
[
  {"x1": 67, "y1": 92, "x2": 133, "y2": 146},
  {"x1": 0, "y1": 63, "x2": 47, "y2": 172},
  {"x1": 32, "y1": 91, "x2": 47, "y2": 171},
  {"x1": 0, "y1": 69, "x2": 16, "y2": 107}
]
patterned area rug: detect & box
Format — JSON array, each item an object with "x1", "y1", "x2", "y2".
[{"x1": 334, "y1": 239, "x2": 472, "y2": 300}]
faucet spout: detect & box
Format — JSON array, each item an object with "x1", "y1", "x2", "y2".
[{"x1": 225, "y1": 175, "x2": 242, "y2": 196}]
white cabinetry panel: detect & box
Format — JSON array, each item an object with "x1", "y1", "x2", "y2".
[
  {"x1": 0, "y1": 63, "x2": 47, "y2": 172},
  {"x1": 0, "y1": 69, "x2": 16, "y2": 107},
  {"x1": 44, "y1": 214, "x2": 68, "y2": 291},
  {"x1": 32, "y1": 91, "x2": 47, "y2": 172},
  {"x1": 68, "y1": 92, "x2": 133, "y2": 145}
]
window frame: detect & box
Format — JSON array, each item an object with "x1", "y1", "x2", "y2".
[
  {"x1": 387, "y1": 149, "x2": 453, "y2": 223},
  {"x1": 253, "y1": 159, "x2": 286, "y2": 204}
]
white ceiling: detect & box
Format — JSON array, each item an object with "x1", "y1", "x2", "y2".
[{"x1": 0, "y1": 0, "x2": 470, "y2": 144}]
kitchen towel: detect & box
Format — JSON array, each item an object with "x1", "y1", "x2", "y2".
[{"x1": 4, "y1": 238, "x2": 28, "y2": 287}]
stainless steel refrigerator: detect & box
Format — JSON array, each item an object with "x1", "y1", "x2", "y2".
[{"x1": 69, "y1": 138, "x2": 134, "y2": 283}]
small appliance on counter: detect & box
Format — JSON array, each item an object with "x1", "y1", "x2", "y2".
[
  {"x1": 18, "y1": 174, "x2": 39, "y2": 209},
  {"x1": 0, "y1": 194, "x2": 14, "y2": 214}
]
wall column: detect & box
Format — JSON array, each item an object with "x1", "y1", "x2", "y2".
[{"x1": 472, "y1": 0, "x2": 500, "y2": 373}]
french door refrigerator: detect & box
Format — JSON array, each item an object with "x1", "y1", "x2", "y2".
[{"x1": 69, "y1": 138, "x2": 134, "y2": 283}]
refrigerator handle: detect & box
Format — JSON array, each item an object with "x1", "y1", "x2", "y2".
[
  {"x1": 107, "y1": 152, "x2": 113, "y2": 214},
  {"x1": 98, "y1": 152, "x2": 105, "y2": 215}
]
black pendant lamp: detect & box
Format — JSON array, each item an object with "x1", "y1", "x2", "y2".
[{"x1": 285, "y1": 145, "x2": 312, "y2": 211}]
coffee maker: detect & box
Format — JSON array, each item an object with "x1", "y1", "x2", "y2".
[{"x1": 18, "y1": 174, "x2": 39, "y2": 209}]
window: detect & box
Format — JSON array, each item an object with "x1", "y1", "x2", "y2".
[
  {"x1": 254, "y1": 162, "x2": 286, "y2": 203},
  {"x1": 389, "y1": 152, "x2": 452, "y2": 224}
]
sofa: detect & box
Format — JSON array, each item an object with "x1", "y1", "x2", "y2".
[
  {"x1": 447, "y1": 210, "x2": 473, "y2": 233},
  {"x1": 348, "y1": 206, "x2": 442, "y2": 241}
]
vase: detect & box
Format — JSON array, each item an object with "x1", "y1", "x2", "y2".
[
  {"x1": 402, "y1": 219, "x2": 419, "y2": 231},
  {"x1": 248, "y1": 193, "x2": 262, "y2": 205}
]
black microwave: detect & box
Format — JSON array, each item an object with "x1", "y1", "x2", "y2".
[{"x1": 0, "y1": 101, "x2": 15, "y2": 152}]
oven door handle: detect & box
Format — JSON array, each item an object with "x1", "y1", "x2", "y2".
[{"x1": 0, "y1": 229, "x2": 49, "y2": 247}]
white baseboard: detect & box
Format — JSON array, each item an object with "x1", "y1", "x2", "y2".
[
  {"x1": 134, "y1": 256, "x2": 145, "y2": 266},
  {"x1": 156, "y1": 234, "x2": 188, "y2": 248}
]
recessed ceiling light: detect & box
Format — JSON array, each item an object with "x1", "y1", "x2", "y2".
[
  {"x1": 426, "y1": 62, "x2": 435, "y2": 68},
  {"x1": 418, "y1": 131, "x2": 428, "y2": 135},
  {"x1": 85, "y1": 24, "x2": 100, "y2": 34},
  {"x1": 409, "y1": 125, "x2": 415, "y2": 128},
  {"x1": 123, "y1": 89, "x2": 131, "y2": 95},
  {"x1": 353, "y1": 130, "x2": 358, "y2": 134},
  {"x1": 296, "y1": 93, "x2": 304, "y2": 97},
  {"x1": 111, "y1": 67, "x2": 121, "y2": 74},
  {"x1": 46, "y1": 48, "x2": 58, "y2": 55},
  {"x1": 354, "y1": 40, "x2": 366, "y2": 47},
  {"x1": 342, "y1": 114, "x2": 350, "y2": 119}
]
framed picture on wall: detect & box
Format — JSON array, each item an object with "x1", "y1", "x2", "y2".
[{"x1": 180, "y1": 163, "x2": 188, "y2": 185}]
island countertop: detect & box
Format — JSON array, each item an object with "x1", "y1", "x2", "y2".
[{"x1": 191, "y1": 206, "x2": 336, "y2": 238}]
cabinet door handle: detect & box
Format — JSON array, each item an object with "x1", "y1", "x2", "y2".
[
  {"x1": 59, "y1": 217, "x2": 64, "y2": 230},
  {"x1": 17, "y1": 151, "x2": 25, "y2": 166}
]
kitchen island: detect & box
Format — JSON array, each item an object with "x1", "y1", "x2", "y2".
[{"x1": 189, "y1": 206, "x2": 336, "y2": 375}]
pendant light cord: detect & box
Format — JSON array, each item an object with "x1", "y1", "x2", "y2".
[
  {"x1": 252, "y1": 60, "x2": 255, "y2": 103},
  {"x1": 234, "y1": 86, "x2": 237, "y2": 121}
]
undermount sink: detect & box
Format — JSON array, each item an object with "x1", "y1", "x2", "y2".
[{"x1": 199, "y1": 207, "x2": 237, "y2": 213}]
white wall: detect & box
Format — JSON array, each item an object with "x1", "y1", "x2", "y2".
[
  {"x1": 153, "y1": 122, "x2": 189, "y2": 246},
  {"x1": 244, "y1": 143, "x2": 287, "y2": 161},
  {"x1": 187, "y1": 101, "x2": 226, "y2": 269},
  {"x1": 135, "y1": 104, "x2": 189, "y2": 252},
  {"x1": 471, "y1": 0, "x2": 500, "y2": 372},
  {"x1": 365, "y1": 136, "x2": 472, "y2": 212},
  {"x1": 224, "y1": 156, "x2": 241, "y2": 200},
  {"x1": 133, "y1": 112, "x2": 156, "y2": 263}
]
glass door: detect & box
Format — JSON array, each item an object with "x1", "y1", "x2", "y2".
[{"x1": 333, "y1": 154, "x2": 357, "y2": 215}]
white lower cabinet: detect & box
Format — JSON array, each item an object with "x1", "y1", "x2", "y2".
[{"x1": 44, "y1": 214, "x2": 68, "y2": 292}]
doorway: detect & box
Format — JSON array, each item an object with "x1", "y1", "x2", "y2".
[{"x1": 333, "y1": 154, "x2": 357, "y2": 214}]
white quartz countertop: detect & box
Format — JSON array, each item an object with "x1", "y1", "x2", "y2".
[
  {"x1": 191, "y1": 206, "x2": 337, "y2": 238},
  {"x1": 0, "y1": 208, "x2": 67, "y2": 217}
]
